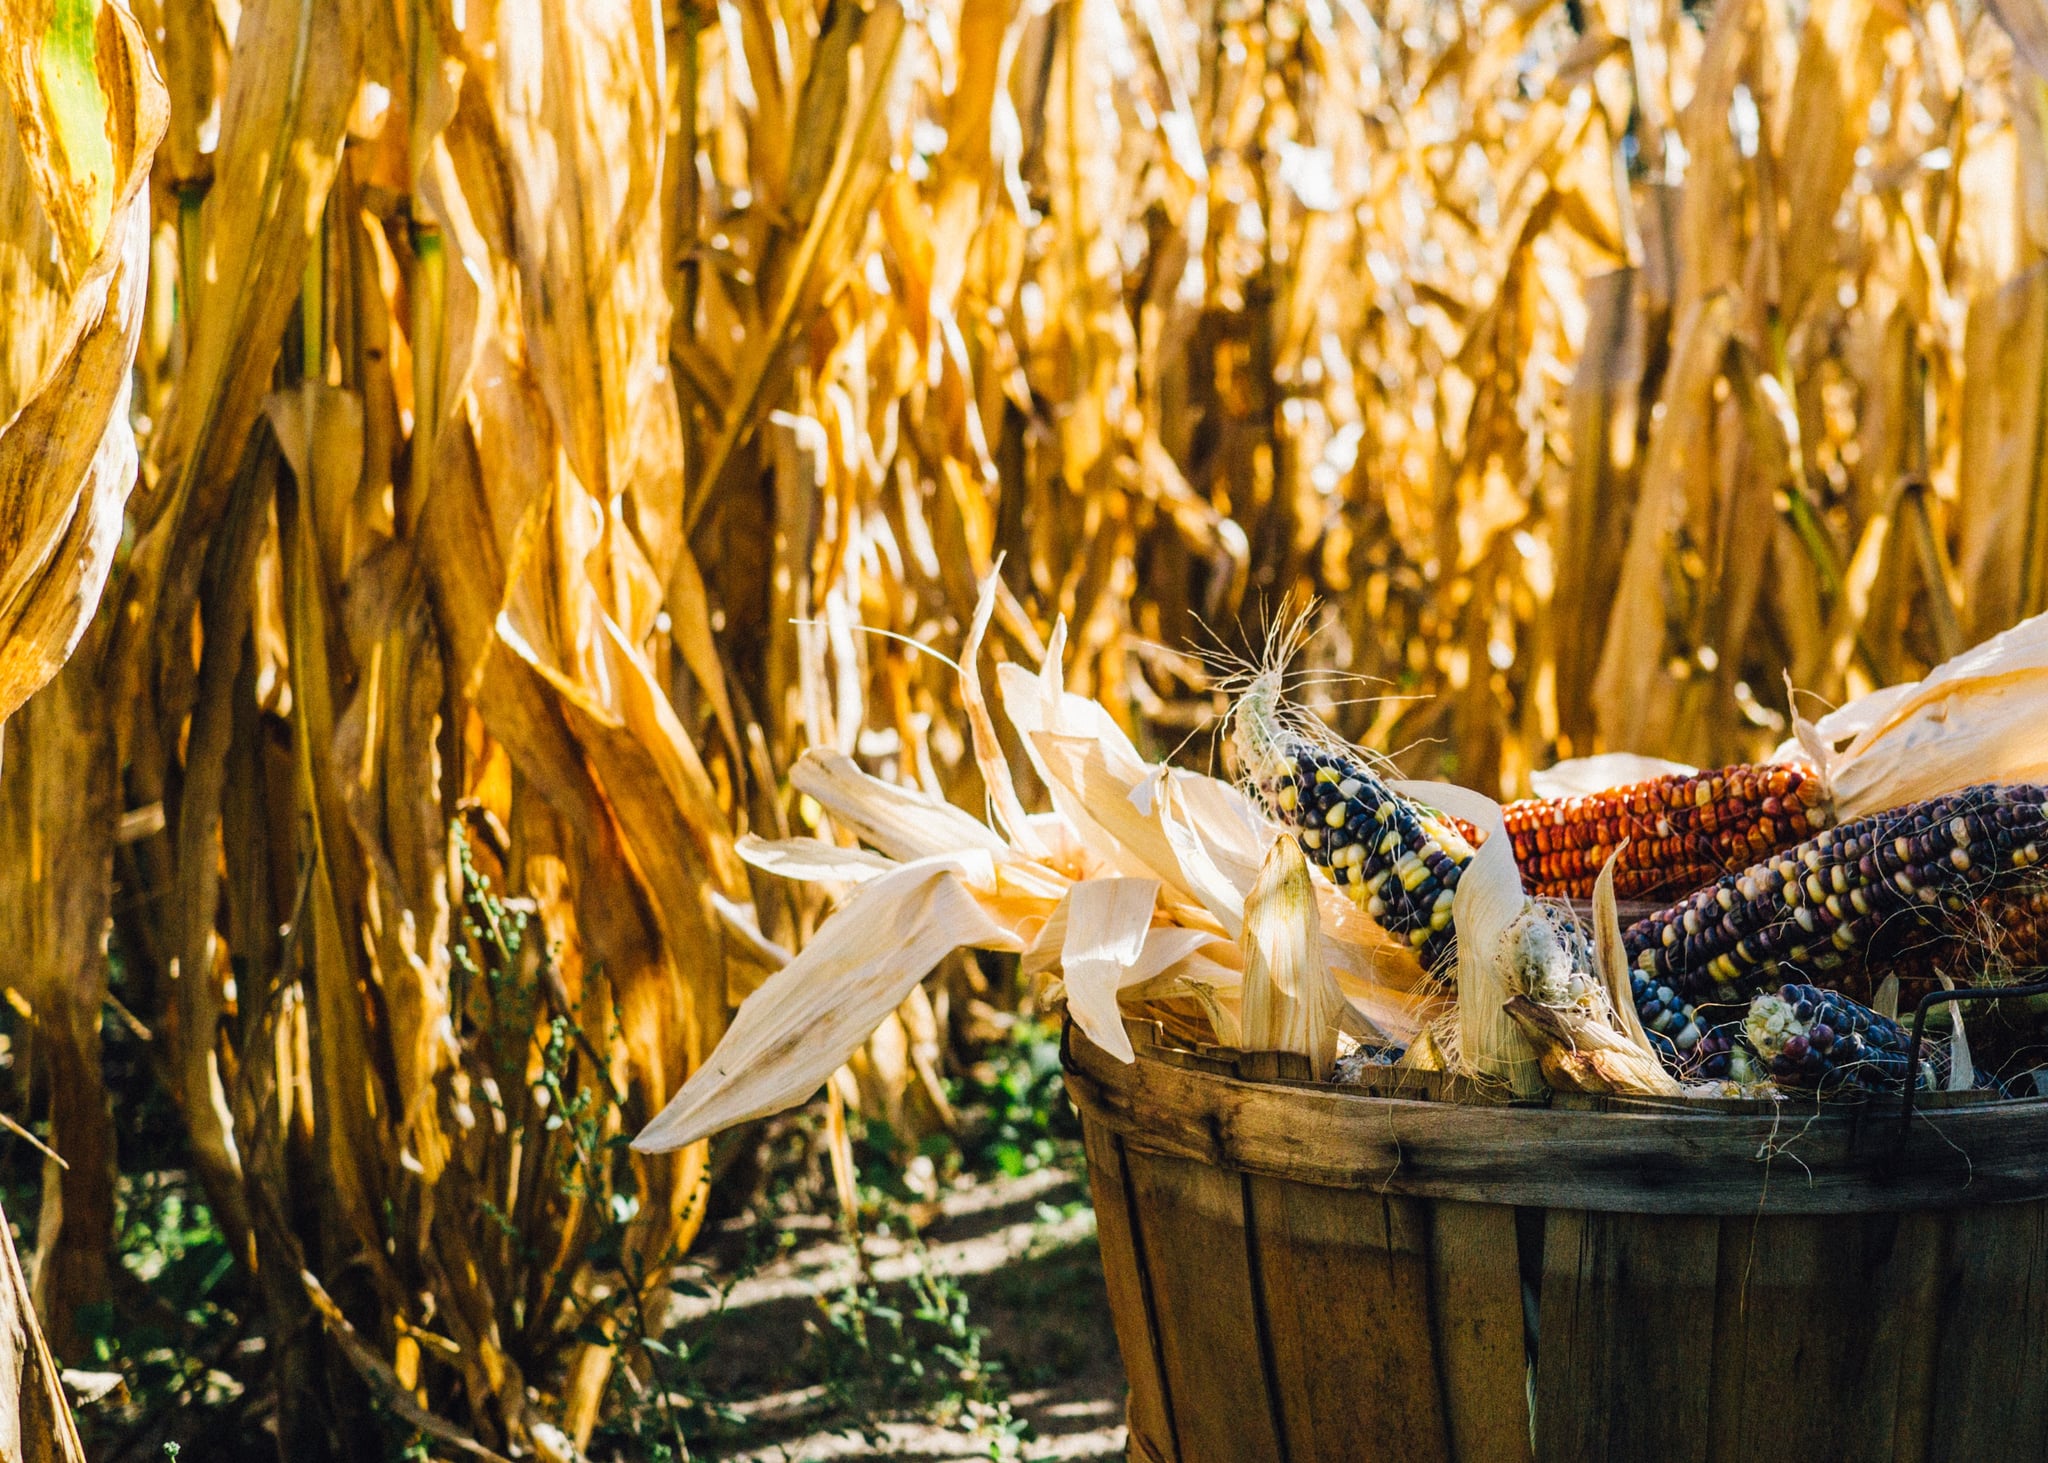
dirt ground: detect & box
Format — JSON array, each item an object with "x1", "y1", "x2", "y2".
[{"x1": 684, "y1": 1165, "x2": 1128, "y2": 1461}]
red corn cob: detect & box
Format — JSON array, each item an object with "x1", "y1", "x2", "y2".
[{"x1": 1499, "y1": 763, "x2": 1833, "y2": 901}]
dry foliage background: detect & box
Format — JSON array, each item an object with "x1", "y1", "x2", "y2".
[{"x1": 10, "y1": 0, "x2": 2048, "y2": 1453}]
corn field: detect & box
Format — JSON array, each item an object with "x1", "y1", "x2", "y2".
[{"x1": 6, "y1": 0, "x2": 2048, "y2": 1452}]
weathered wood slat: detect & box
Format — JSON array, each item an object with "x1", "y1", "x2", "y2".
[
  {"x1": 1078, "y1": 1121, "x2": 1176, "y2": 1460},
  {"x1": 1886, "y1": 1213, "x2": 1946, "y2": 1463},
  {"x1": 1928, "y1": 1199, "x2": 2048, "y2": 1461},
  {"x1": 1121, "y1": 1147, "x2": 1286, "y2": 1463},
  {"x1": 1067, "y1": 1025, "x2": 2048, "y2": 1213},
  {"x1": 1534, "y1": 1210, "x2": 1718, "y2": 1462},
  {"x1": 1702, "y1": 1211, "x2": 1946, "y2": 1462},
  {"x1": 1248, "y1": 1177, "x2": 1453, "y2": 1462},
  {"x1": 1427, "y1": 1200, "x2": 1533, "y2": 1463}
]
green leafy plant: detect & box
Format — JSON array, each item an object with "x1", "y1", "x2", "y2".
[
  {"x1": 803, "y1": 1231, "x2": 1029, "y2": 1457},
  {"x1": 953, "y1": 1018, "x2": 1083, "y2": 1181}
]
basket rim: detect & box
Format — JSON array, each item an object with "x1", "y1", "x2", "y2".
[{"x1": 1062, "y1": 1018, "x2": 2048, "y2": 1215}]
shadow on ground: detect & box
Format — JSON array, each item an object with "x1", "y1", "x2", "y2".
[{"x1": 680, "y1": 1166, "x2": 1127, "y2": 1461}]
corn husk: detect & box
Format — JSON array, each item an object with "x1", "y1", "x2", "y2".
[
  {"x1": 1504, "y1": 996, "x2": 1685, "y2": 1098},
  {"x1": 1238, "y1": 838, "x2": 1346, "y2": 1081},
  {"x1": 1591, "y1": 849, "x2": 1656, "y2": 1057},
  {"x1": 635, "y1": 575, "x2": 1437, "y2": 1153},
  {"x1": 1528, "y1": 754, "x2": 1698, "y2": 799},
  {"x1": 1783, "y1": 609, "x2": 2048, "y2": 820},
  {"x1": 633, "y1": 855, "x2": 1019, "y2": 1152},
  {"x1": 1058, "y1": 877, "x2": 1164, "y2": 1063},
  {"x1": 1497, "y1": 843, "x2": 1681, "y2": 1097},
  {"x1": 1395, "y1": 779, "x2": 1544, "y2": 1096}
]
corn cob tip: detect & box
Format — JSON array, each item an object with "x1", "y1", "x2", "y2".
[{"x1": 1228, "y1": 675, "x2": 1471, "y2": 971}]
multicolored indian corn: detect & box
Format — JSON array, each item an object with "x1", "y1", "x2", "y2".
[
  {"x1": 1250, "y1": 736, "x2": 1475, "y2": 968},
  {"x1": 1631, "y1": 971, "x2": 1709, "y2": 1059},
  {"x1": 1503, "y1": 763, "x2": 1833, "y2": 900},
  {"x1": 1740, "y1": 984, "x2": 1974, "y2": 1094},
  {"x1": 1687, "y1": 984, "x2": 1993, "y2": 1093},
  {"x1": 1623, "y1": 783, "x2": 2048, "y2": 1007}
]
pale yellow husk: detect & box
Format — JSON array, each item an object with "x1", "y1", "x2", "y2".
[
  {"x1": 636, "y1": 576, "x2": 1438, "y2": 1153},
  {"x1": 1238, "y1": 837, "x2": 1347, "y2": 1081}
]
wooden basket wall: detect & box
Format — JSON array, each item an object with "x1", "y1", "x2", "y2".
[{"x1": 1064, "y1": 1019, "x2": 2048, "y2": 1463}]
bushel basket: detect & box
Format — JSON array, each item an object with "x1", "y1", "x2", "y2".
[{"x1": 1065, "y1": 1018, "x2": 2048, "y2": 1463}]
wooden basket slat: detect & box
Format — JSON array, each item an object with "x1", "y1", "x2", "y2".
[
  {"x1": 1532, "y1": 1210, "x2": 1719, "y2": 1462},
  {"x1": 1120, "y1": 1147, "x2": 1286, "y2": 1463},
  {"x1": 1425, "y1": 1200, "x2": 1533, "y2": 1463},
  {"x1": 1080, "y1": 1121, "x2": 1178, "y2": 1460},
  {"x1": 1700, "y1": 1210, "x2": 1946, "y2": 1462},
  {"x1": 1928, "y1": 1200, "x2": 2048, "y2": 1462},
  {"x1": 1247, "y1": 1177, "x2": 1453, "y2": 1462}
]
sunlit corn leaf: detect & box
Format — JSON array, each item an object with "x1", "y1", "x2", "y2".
[{"x1": 0, "y1": 0, "x2": 163, "y2": 727}]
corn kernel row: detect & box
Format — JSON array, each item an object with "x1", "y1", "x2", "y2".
[
  {"x1": 1623, "y1": 783, "x2": 2048, "y2": 1007},
  {"x1": 1502, "y1": 763, "x2": 1832, "y2": 901}
]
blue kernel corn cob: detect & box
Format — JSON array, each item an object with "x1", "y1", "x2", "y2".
[
  {"x1": 1686, "y1": 1022, "x2": 1761, "y2": 1084},
  {"x1": 1623, "y1": 783, "x2": 2048, "y2": 1008},
  {"x1": 1741, "y1": 984, "x2": 1955, "y2": 1094},
  {"x1": 1250, "y1": 737, "x2": 1474, "y2": 969}
]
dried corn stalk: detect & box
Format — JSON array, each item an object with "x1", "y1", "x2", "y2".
[
  {"x1": 0, "y1": 0, "x2": 163, "y2": 1445},
  {"x1": 11, "y1": 0, "x2": 2048, "y2": 1449}
]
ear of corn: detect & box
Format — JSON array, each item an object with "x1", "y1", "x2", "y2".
[
  {"x1": 1249, "y1": 735, "x2": 1475, "y2": 969},
  {"x1": 1503, "y1": 763, "x2": 1833, "y2": 900},
  {"x1": 1740, "y1": 984, "x2": 1976, "y2": 1094},
  {"x1": 1688, "y1": 985, "x2": 1969, "y2": 1093},
  {"x1": 1630, "y1": 973, "x2": 1710, "y2": 1061},
  {"x1": 1623, "y1": 784, "x2": 2048, "y2": 1007}
]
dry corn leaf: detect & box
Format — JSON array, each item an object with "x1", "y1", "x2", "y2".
[
  {"x1": 0, "y1": 1187, "x2": 85, "y2": 1461},
  {"x1": 633, "y1": 856, "x2": 1019, "y2": 1153},
  {"x1": 0, "y1": 0, "x2": 163, "y2": 728},
  {"x1": 1058, "y1": 877, "x2": 1162, "y2": 1062},
  {"x1": 125, "y1": 0, "x2": 362, "y2": 645}
]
